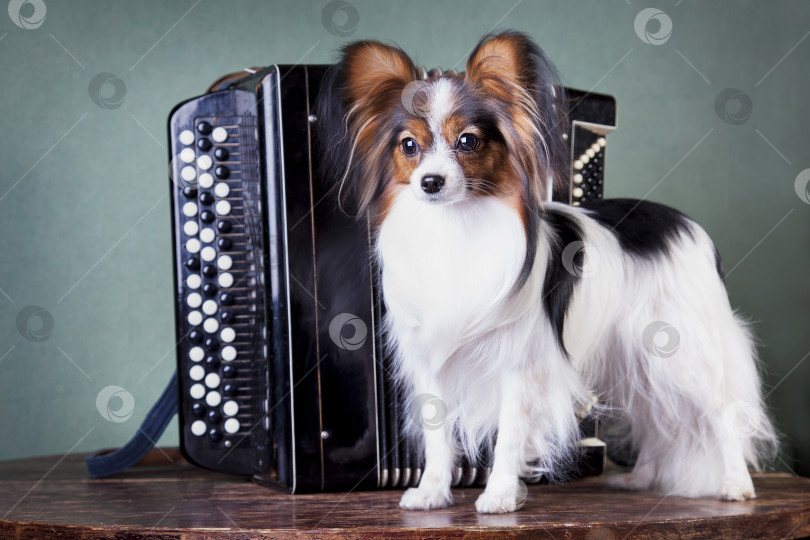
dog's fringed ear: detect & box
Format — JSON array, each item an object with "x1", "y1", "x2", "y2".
[
  {"x1": 317, "y1": 41, "x2": 417, "y2": 215},
  {"x1": 340, "y1": 41, "x2": 417, "y2": 108},
  {"x1": 465, "y1": 31, "x2": 569, "y2": 201}
]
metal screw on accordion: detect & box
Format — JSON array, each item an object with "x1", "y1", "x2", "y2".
[
  {"x1": 308, "y1": 114, "x2": 317, "y2": 123},
  {"x1": 321, "y1": 430, "x2": 331, "y2": 440}
]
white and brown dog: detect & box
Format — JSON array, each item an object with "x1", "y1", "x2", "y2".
[{"x1": 318, "y1": 31, "x2": 777, "y2": 513}]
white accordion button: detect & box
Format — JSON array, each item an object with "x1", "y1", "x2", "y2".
[
  {"x1": 197, "y1": 154, "x2": 213, "y2": 171},
  {"x1": 201, "y1": 246, "x2": 216, "y2": 262},
  {"x1": 205, "y1": 372, "x2": 221, "y2": 389},
  {"x1": 206, "y1": 391, "x2": 222, "y2": 407},
  {"x1": 188, "y1": 346, "x2": 204, "y2": 362},
  {"x1": 212, "y1": 127, "x2": 228, "y2": 143},
  {"x1": 200, "y1": 228, "x2": 215, "y2": 243},
  {"x1": 187, "y1": 310, "x2": 202, "y2": 326},
  {"x1": 183, "y1": 220, "x2": 199, "y2": 236},
  {"x1": 190, "y1": 420, "x2": 206, "y2": 436},
  {"x1": 598, "y1": 137, "x2": 606, "y2": 147},
  {"x1": 214, "y1": 183, "x2": 230, "y2": 197},
  {"x1": 180, "y1": 147, "x2": 196, "y2": 163},
  {"x1": 189, "y1": 365, "x2": 204, "y2": 381},
  {"x1": 186, "y1": 292, "x2": 202, "y2": 308},
  {"x1": 218, "y1": 255, "x2": 233, "y2": 271},
  {"x1": 199, "y1": 173, "x2": 214, "y2": 189},
  {"x1": 181, "y1": 166, "x2": 196, "y2": 182},
  {"x1": 586, "y1": 148, "x2": 595, "y2": 158},
  {"x1": 202, "y1": 299, "x2": 218, "y2": 316},
  {"x1": 203, "y1": 317, "x2": 219, "y2": 333},
  {"x1": 185, "y1": 238, "x2": 201, "y2": 253},
  {"x1": 224, "y1": 418, "x2": 240, "y2": 434},
  {"x1": 223, "y1": 400, "x2": 239, "y2": 417},
  {"x1": 182, "y1": 201, "x2": 198, "y2": 217},
  {"x1": 221, "y1": 345, "x2": 237, "y2": 361},
  {"x1": 190, "y1": 383, "x2": 205, "y2": 400},
  {"x1": 574, "y1": 160, "x2": 583, "y2": 170},
  {"x1": 186, "y1": 274, "x2": 201, "y2": 289},
  {"x1": 179, "y1": 130, "x2": 194, "y2": 145},
  {"x1": 573, "y1": 187, "x2": 584, "y2": 198},
  {"x1": 573, "y1": 174, "x2": 583, "y2": 185},
  {"x1": 218, "y1": 272, "x2": 234, "y2": 288},
  {"x1": 220, "y1": 327, "x2": 235, "y2": 343},
  {"x1": 215, "y1": 200, "x2": 231, "y2": 216}
]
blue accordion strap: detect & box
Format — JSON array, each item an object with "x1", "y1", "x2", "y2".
[{"x1": 85, "y1": 371, "x2": 178, "y2": 478}]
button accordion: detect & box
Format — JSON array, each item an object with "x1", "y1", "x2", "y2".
[{"x1": 168, "y1": 65, "x2": 617, "y2": 492}]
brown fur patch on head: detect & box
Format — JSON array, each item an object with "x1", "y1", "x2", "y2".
[
  {"x1": 464, "y1": 32, "x2": 569, "y2": 204},
  {"x1": 343, "y1": 41, "x2": 416, "y2": 111},
  {"x1": 335, "y1": 41, "x2": 417, "y2": 213}
]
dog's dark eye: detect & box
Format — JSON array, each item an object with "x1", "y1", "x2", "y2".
[
  {"x1": 401, "y1": 138, "x2": 418, "y2": 156},
  {"x1": 458, "y1": 133, "x2": 479, "y2": 152}
]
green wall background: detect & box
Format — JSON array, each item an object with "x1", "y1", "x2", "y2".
[{"x1": 1, "y1": 0, "x2": 808, "y2": 477}]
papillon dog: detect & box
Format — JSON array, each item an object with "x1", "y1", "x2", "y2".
[{"x1": 317, "y1": 31, "x2": 777, "y2": 513}]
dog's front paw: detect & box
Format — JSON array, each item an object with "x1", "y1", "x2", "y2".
[
  {"x1": 475, "y1": 475, "x2": 527, "y2": 513},
  {"x1": 399, "y1": 487, "x2": 453, "y2": 510},
  {"x1": 720, "y1": 478, "x2": 756, "y2": 501}
]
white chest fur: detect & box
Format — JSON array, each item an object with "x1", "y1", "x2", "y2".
[{"x1": 377, "y1": 194, "x2": 527, "y2": 354}]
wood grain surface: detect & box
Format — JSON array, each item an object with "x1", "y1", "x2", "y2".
[{"x1": 1, "y1": 449, "x2": 808, "y2": 539}]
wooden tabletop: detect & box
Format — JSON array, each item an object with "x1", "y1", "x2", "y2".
[{"x1": 1, "y1": 449, "x2": 809, "y2": 539}]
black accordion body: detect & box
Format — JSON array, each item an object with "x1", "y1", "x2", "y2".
[{"x1": 168, "y1": 65, "x2": 617, "y2": 492}]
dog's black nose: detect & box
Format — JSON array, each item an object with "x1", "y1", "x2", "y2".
[{"x1": 421, "y1": 175, "x2": 445, "y2": 194}]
